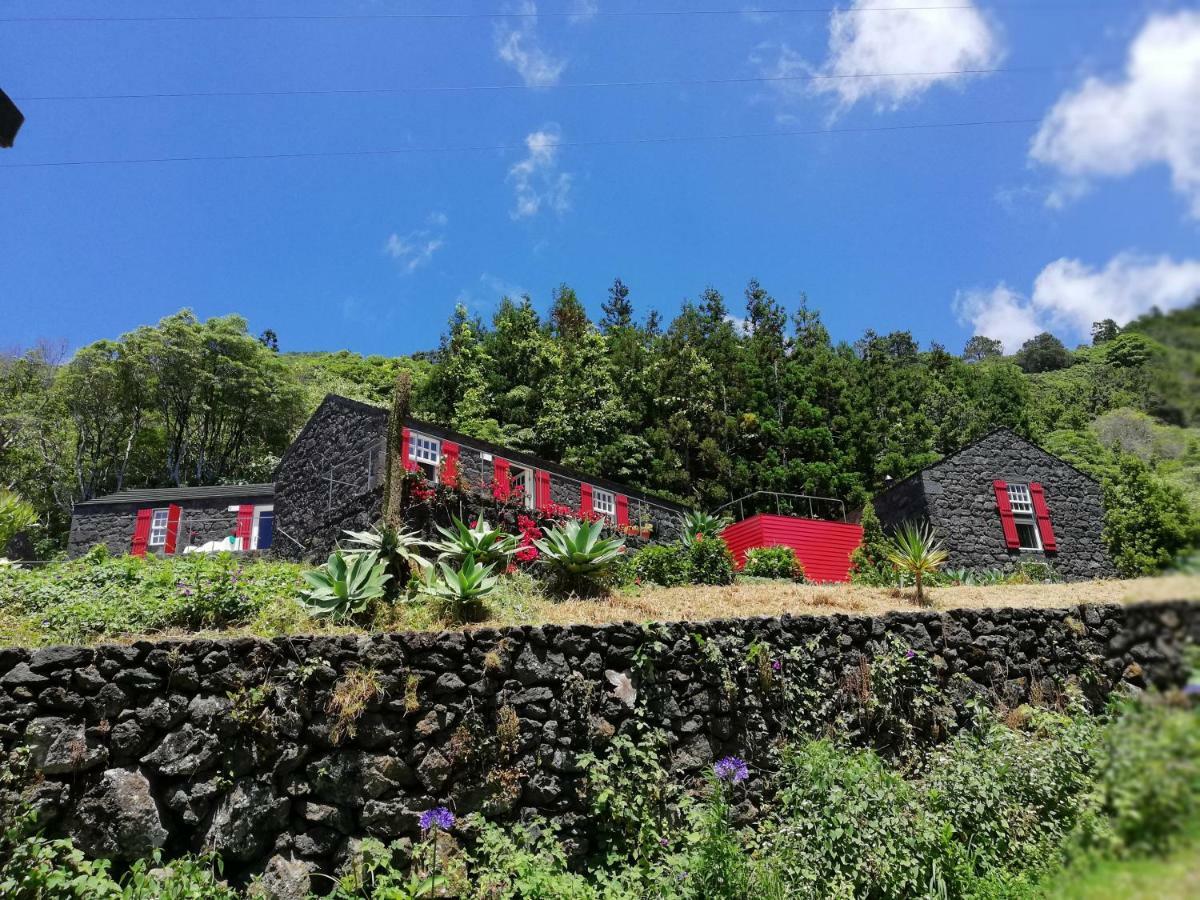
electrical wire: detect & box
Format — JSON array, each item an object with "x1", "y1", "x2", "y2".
[
  {"x1": 0, "y1": 116, "x2": 1040, "y2": 170},
  {"x1": 0, "y1": 2, "x2": 1118, "y2": 23},
  {"x1": 13, "y1": 64, "x2": 1075, "y2": 102}
]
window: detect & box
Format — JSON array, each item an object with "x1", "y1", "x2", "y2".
[
  {"x1": 408, "y1": 432, "x2": 440, "y2": 479},
  {"x1": 592, "y1": 488, "x2": 615, "y2": 519},
  {"x1": 1006, "y1": 483, "x2": 1042, "y2": 551},
  {"x1": 510, "y1": 465, "x2": 535, "y2": 509},
  {"x1": 148, "y1": 508, "x2": 170, "y2": 547}
]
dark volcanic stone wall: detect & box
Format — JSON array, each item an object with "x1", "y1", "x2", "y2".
[
  {"x1": 273, "y1": 397, "x2": 388, "y2": 561},
  {"x1": 873, "y1": 429, "x2": 1116, "y2": 581},
  {"x1": 69, "y1": 497, "x2": 268, "y2": 558},
  {"x1": 1, "y1": 601, "x2": 1195, "y2": 886}
]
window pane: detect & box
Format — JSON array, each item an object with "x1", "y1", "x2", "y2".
[
  {"x1": 593, "y1": 489, "x2": 615, "y2": 517},
  {"x1": 409, "y1": 434, "x2": 440, "y2": 465},
  {"x1": 148, "y1": 509, "x2": 169, "y2": 546},
  {"x1": 1007, "y1": 483, "x2": 1034, "y2": 516},
  {"x1": 1015, "y1": 521, "x2": 1040, "y2": 551}
]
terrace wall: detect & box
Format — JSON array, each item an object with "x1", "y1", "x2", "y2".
[{"x1": 1, "y1": 601, "x2": 1195, "y2": 891}]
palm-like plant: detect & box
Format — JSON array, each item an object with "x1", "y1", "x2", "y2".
[
  {"x1": 299, "y1": 550, "x2": 391, "y2": 620},
  {"x1": 884, "y1": 522, "x2": 949, "y2": 606},
  {"x1": 680, "y1": 510, "x2": 730, "y2": 545},
  {"x1": 534, "y1": 520, "x2": 626, "y2": 596},
  {"x1": 423, "y1": 554, "x2": 498, "y2": 623},
  {"x1": 0, "y1": 490, "x2": 37, "y2": 559},
  {"x1": 343, "y1": 523, "x2": 432, "y2": 590},
  {"x1": 433, "y1": 516, "x2": 520, "y2": 567}
]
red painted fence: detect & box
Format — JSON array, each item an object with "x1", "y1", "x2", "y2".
[{"x1": 721, "y1": 513, "x2": 864, "y2": 583}]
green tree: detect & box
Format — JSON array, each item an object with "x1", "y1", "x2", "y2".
[{"x1": 1015, "y1": 332, "x2": 1073, "y2": 373}]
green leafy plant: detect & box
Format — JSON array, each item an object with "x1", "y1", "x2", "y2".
[
  {"x1": 680, "y1": 510, "x2": 730, "y2": 545},
  {"x1": 0, "y1": 490, "x2": 37, "y2": 557},
  {"x1": 434, "y1": 516, "x2": 520, "y2": 568},
  {"x1": 422, "y1": 554, "x2": 498, "y2": 623},
  {"x1": 534, "y1": 520, "x2": 626, "y2": 597},
  {"x1": 688, "y1": 534, "x2": 736, "y2": 585},
  {"x1": 743, "y1": 546, "x2": 805, "y2": 581},
  {"x1": 884, "y1": 521, "x2": 949, "y2": 605},
  {"x1": 342, "y1": 522, "x2": 432, "y2": 590},
  {"x1": 298, "y1": 550, "x2": 391, "y2": 620},
  {"x1": 632, "y1": 544, "x2": 692, "y2": 587}
]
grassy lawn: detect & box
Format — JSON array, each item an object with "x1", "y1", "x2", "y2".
[
  {"x1": 1042, "y1": 825, "x2": 1200, "y2": 899},
  {"x1": 1, "y1": 550, "x2": 1198, "y2": 647}
]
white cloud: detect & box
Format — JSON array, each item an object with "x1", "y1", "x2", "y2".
[
  {"x1": 953, "y1": 284, "x2": 1044, "y2": 353},
  {"x1": 792, "y1": 0, "x2": 1003, "y2": 110},
  {"x1": 384, "y1": 212, "x2": 447, "y2": 273},
  {"x1": 495, "y1": 1, "x2": 566, "y2": 87},
  {"x1": 1030, "y1": 11, "x2": 1200, "y2": 217},
  {"x1": 567, "y1": 0, "x2": 598, "y2": 24},
  {"x1": 507, "y1": 126, "x2": 572, "y2": 220},
  {"x1": 955, "y1": 253, "x2": 1200, "y2": 351}
]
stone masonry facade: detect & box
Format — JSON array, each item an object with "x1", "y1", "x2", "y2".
[
  {"x1": 874, "y1": 429, "x2": 1117, "y2": 580},
  {"x1": 0, "y1": 601, "x2": 1195, "y2": 887},
  {"x1": 69, "y1": 492, "x2": 273, "y2": 559},
  {"x1": 272, "y1": 395, "x2": 688, "y2": 562}
]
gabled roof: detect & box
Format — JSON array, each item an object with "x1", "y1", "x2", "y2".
[
  {"x1": 75, "y1": 483, "x2": 274, "y2": 508},
  {"x1": 873, "y1": 426, "x2": 1101, "y2": 503}
]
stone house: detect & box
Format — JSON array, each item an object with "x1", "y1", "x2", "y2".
[
  {"x1": 271, "y1": 394, "x2": 689, "y2": 560},
  {"x1": 68, "y1": 484, "x2": 275, "y2": 558},
  {"x1": 871, "y1": 428, "x2": 1116, "y2": 580}
]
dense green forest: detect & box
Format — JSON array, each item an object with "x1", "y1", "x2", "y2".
[{"x1": 2, "y1": 282, "x2": 1198, "y2": 570}]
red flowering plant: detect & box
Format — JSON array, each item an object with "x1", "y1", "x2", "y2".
[{"x1": 514, "y1": 515, "x2": 542, "y2": 565}]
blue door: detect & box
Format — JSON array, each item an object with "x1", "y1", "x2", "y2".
[{"x1": 256, "y1": 511, "x2": 274, "y2": 550}]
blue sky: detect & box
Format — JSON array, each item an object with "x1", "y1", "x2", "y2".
[{"x1": 2, "y1": 0, "x2": 1199, "y2": 357}]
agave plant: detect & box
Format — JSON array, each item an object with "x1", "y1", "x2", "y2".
[
  {"x1": 423, "y1": 554, "x2": 498, "y2": 623},
  {"x1": 433, "y1": 516, "x2": 520, "y2": 567},
  {"x1": 299, "y1": 550, "x2": 391, "y2": 621},
  {"x1": 884, "y1": 522, "x2": 949, "y2": 606},
  {"x1": 534, "y1": 520, "x2": 626, "y2": 596},
  {"x1": 342, "y1": 523, "x2": 432, "y2": 591},
  {"x1": 680, "y1": 510, "x2": 730, "y2": 545}
]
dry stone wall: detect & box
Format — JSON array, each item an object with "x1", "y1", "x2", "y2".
[{"x1": 2, "y1": 601, "x2": 1195, "y2": 888}]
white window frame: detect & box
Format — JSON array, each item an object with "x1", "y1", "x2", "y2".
[
  {"x1": 408, "y1": 432, "x2": 441, "y2": 478},
  {"x1": 592, "y1": 487, "x2": 616, "y2": 519},
  {"x1": 147, "y1": 508, "x2": 170, "y2": 547},
  {"x1": 509, "y1": 465, "x2": 535, "y2": 509},
  {"x1": 1006, "y1": 483, "x2": 1042, "y2": 551}
]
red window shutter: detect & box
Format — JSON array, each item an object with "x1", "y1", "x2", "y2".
[
  {"x1": 236, "y1": 504, "x2": 254, "y2": 551},
  {"x1": 1028, "y1": 482, "x2": 1058, "y2": 552},
  {"x1": 441, "y1": 441, "x2": 460, "y2": 484},
  {"x1": 992, "y1": 480, "x2": 1020, "y2": 549},
  {"x1": 616, "y1": 494, "x2": 629, "y2": 526},
  {"x1": 400, "y1": 426, "x2": 412, "y2": 471},
  {"x1": 580, "y1": 483, "x2": 593, "y2": 516},
  {"x1": 164, "y1": 504, "x2": 182, "y2": 555},
  {"x1": 535, "y1": 470, "x2": 551, "y2": 511},
  {"x1": 131, "y1": 508, "x2": 152, "y2": 557},
  {"x1": 493, "y1": 457, "x2": 511, "y2": 501}
]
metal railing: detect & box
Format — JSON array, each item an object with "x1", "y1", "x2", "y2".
[{"x1": 711, "y1": 490, "x2": 847, "y2": 523}]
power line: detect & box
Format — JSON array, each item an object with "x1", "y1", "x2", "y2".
[
  {"x1": 0, "y1": 116, "x2": 1040, "y2": 170},
  {"x1": 14, "y1": 64, "x2": 1075, "y2": 103},
  {"x1": 0, "y1": 2, "x2": 1116, "y2": 23}
]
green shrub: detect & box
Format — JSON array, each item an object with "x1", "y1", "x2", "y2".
[
  {"x1": 0, "y1": 553, "x2": 305, "y2": 644},
  {"x1": 742, "y1": 546, "x2": 803, "y2": 581},
  {"x1": 687, "y1": 535, "x2": 735, "y2": 586},
  {"x1": 633, "y1": 544, "x2": 692, "y2": 587}
]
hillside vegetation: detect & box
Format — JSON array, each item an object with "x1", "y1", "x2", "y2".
[{"x1": 2, "y1": 285, "x2": 1197, "y2": 572}]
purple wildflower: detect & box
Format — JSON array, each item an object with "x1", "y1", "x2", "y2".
[
  {"x1": 713, "y1": 756, "x2": 749, "y2": 784},
  {"x1": 419, "y1": 806, "x2": 455, "y2": 832},
  {"x1": 1184, "y1": 684, "x2": 1200, "y2": 696},
  {"x1": 905, "y1": 649, "x2": 916, "y2": 660},
  {"x1": 659, "y1": 837, "x2": 670, "y2": 847},
  {"x1": 771, "y1": 659, "x2": 782, "y2": 672}
]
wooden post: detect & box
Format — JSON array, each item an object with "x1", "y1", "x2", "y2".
[{"x1": 382, "y1": 370, "x2": 412, "y2": 528}]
